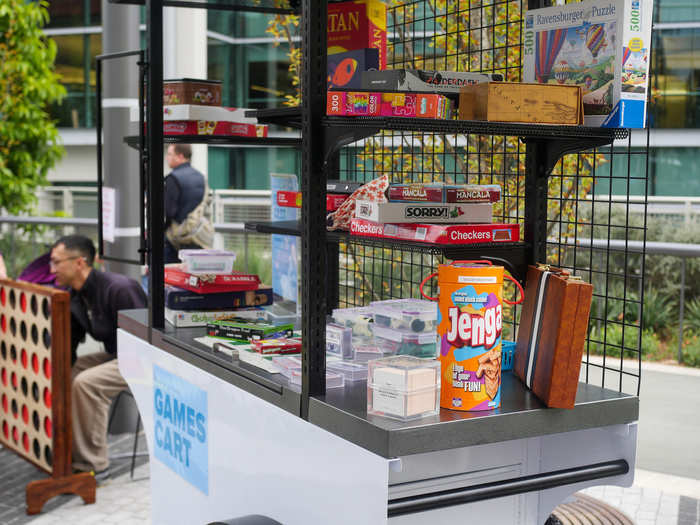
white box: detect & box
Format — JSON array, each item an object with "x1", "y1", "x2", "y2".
[
  {"x1": 165, "y1": 307, "x2": 265, "y2": 328},
  {"x1": 355, "y1": 200, "x2": 493, "y2": 224},
  {"x1": 523, "y1": 0, "x2": 653, "y2": 128},
  {"x1": 130, "y1": 104, "x2": 258, "y2": 124}
]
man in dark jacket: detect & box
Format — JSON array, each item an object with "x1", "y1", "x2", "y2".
[
  {"x1": 164, "y1": 144, "x2": 207, "y2": 263},
  {"x1": 50, "y1": 235, "x2": 147, "y2": 481}
]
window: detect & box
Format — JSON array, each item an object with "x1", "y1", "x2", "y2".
[
  {"x1": 49, "y1": 34, "x2": 102, "y2": 128},
  {"x1": 650, "y1": 28, "x2": 700, "y2": 128}
]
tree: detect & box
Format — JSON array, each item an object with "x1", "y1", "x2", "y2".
[{"x1": 0, "y1": 0, "x2": 65, "y2": 216}]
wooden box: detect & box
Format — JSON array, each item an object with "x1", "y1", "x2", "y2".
[
  {"x1": 458, "y1": 82, "x2": 584, "y2": 125},
  {"x1": 163, "y1": 78, "x2": 222, "y2": 106},
  {"x1": 514, "y1": 265, "x2": 593, "y2": 409}
]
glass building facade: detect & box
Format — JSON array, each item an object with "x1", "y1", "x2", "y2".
[
  {"x1": 46, "y1": 4, "x2": 300, "y2": 190},
  {"x1": 45, "y1": 0, "x2": 700, "y2": 194}
]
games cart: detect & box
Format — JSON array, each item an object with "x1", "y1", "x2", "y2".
[{"x1": 109, "y1": 0, "x2": 646, "y2": 523}]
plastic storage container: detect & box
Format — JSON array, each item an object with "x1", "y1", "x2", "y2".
[
  {"x1": 353, "y1": 343, "x2": 393, "y2": 364},
  {"x1": 331, "y1": 306, "x2": 375, "y2": 337},
  {"x1": 264, "y1": 303, "x2": 301, "y2": 329},
  {"x1": 370, "y1": 299, "x2": 437, "y2": 333},
  {"x1": 372, "y1": 325, "x2": 437, "y2": 358},
  {"x1": 367, "y1": 356, "x2": 441, "y2": 421},
  {"x1": 290, "y1": 369, "x2": 345, "y2": 389},
  {"x1": 271, "y1": 355, "x2": 302, "y2": 378},
  {"x1": 179, "y1": 249, "x2": 236, "y2": 274},
  {"x1": 326, "y1": 322, "x2": 353, "y2": 360},
  {"x1": 326, "y1": 361, "x2": 368, "y2": 382}
]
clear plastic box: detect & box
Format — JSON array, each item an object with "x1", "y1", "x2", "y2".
[
  {"x1": 271, "y1": 355, "x2": 302, "y2": 378},
  {"x1": 326, "y1": 361, "x2": 368, "y2": 382},
  {"x1": 367, "y1": 356, "x2": 441, "y2": 421},
  {"x1": 331, "y1": 306, "x2": 375, "y2": 338},
  {"x1": 370, "y1": 299, "x2": 437, "y2": 333},
  {"x1": 265, "y1": 303, "x2": 301, "y2": 329},
  {"x1": 290, "y1": 369, "x2": 345, "y2": 389},
  {"x1": 326, "y1": 322, "x2": 353, "y2": 360},
  {"x1": 372, "y1": 325, "x2": 437, "y2": 359},
  {"x1": 178, "y1": 249, "x2": 236, "y2": 274},
  {"x1": 353, "y1": 342, "x2": 393, "y2": 364}
]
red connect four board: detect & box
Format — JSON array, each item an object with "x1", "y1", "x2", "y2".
[{"x1": 0, "y1": 279, "x2": 72, "y2": 477}]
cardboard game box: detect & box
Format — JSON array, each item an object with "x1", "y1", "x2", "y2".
[
  {"x1": 328, "y1": 48, "x2": 380, "y2": 90},
  {"x1": 523, "y1": 0, "x2": 653, "y2": 128},
  {"x1": 327, "y1": 91, "x2": 452, "y2": 118},
  {"x1": 328, "y1": 0, "x2": 387, "y2": 70},
  {"x1": 349, "y1": 219, "x2": 520, "y2": 245},
  {"x1": 354, "y1": 200, "x2": 493, "y2": 224},
  {"x1": 361, "y1": 69, "x2": 502, "y2": 98}
]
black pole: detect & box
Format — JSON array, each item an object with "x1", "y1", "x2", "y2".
[
  {"x1": 147, "y1": 0, "x2": 165, "y2": 335},
  {"x1": 300, "y1": 0, "x2": 328, "y2": 417}
]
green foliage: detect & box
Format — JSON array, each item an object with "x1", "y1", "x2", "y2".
[
  {"x1": 588, "y1": 322, "x2": 643, "y2": 359},
  {"x1": 637, "y1": 288, "x2": 676, "y2": 337},
  {"x1": 681, "y1": 335, "x2": 700, "y2": 367},
  {"x1": 0, "y1": 235, "x2": 51, "y2": 279},
  {"x1": 683, "y1": 297, "x2": 700, "y2": 336},
  {"x1": 0, "y1": 0, "x2": 65, "y2": 215}
]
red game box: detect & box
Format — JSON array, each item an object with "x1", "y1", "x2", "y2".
[
  {"x1": 328, "y1": 0, "x2": 387, "y2": 70},
  {"x1": 276, "y1": 191, "x2": 349, "y2": 212},
  {"x1": 163, "y1": 121, "x2": 268, "y2": 137},
  {"x1": 164, "y1": 267, "x2": 261, "y2": 294},
  {"x1": 349, "y1": 219, "x2": 520, "y2": 244}
]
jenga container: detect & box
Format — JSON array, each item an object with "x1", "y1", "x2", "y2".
[{"x1": 420, "y1": 261, "x2": 522, "y2": 411}]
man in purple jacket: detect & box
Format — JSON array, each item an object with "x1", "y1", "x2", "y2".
[{"x1": 50, "y1": 235, "x2": 147, "y2": 482}]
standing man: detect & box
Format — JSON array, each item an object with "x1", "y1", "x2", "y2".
[
  {"x1": 164, "y1": 144, "x2": 211, "y2": 263},
  {"x1": 50, "y1": 235, "x2": 147, "y2": 481}
]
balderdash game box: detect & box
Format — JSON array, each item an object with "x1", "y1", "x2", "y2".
[{"x1": 523, "y1": 0, "x2": 652, "y2": 128}]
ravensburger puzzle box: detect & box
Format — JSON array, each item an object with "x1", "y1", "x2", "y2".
[{"x1": 523, "y1": 0, "x2": 652, "y2": 128}]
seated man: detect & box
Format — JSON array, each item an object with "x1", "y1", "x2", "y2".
[{"x1": 49, "y1": 235, "x2": 147, "y2": 481}]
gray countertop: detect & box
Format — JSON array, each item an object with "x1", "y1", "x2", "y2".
[{"x1": 119, "y1": 308, "x2": 639, "y2": 459}]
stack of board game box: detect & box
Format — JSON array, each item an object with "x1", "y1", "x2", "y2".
[
  {"x1": 133, "y1": 78, "x2": 268, "y2": 137},
  {"x1": 350, "y1": 182, "x2": 520, "y2": 245},
  {"x1": 163, "y1": 258, "x2": 273, "y2": 328}
]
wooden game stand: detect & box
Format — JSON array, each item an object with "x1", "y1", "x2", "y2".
[
  {"x1": 26, "y1": 472, "x2": 97, "y2": 515},
  {"x1": 0, "y1": 279, "x2": 97, "y2": 514}
]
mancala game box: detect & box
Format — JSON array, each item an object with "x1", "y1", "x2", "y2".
[{"x1": 522, "y1": 0, "x2": 653, "y2": 127}]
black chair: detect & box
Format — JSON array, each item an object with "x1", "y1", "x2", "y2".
[{"x1": 107, "y1": 389, "x2": 147, "y2": 479}]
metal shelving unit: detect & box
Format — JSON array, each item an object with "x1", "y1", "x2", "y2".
[
  {"x1": 122, "y1": 0, "x2": 646, "y2": 407},
  {"x1": 110, "y1": 1, "x2": 647, "y2": 520}
]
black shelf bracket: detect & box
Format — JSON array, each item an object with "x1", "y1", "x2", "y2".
[
  {"x1": 525, "y1": 135, "x2": 621, "y2": 178},
  {"x1": 322, "y1": 125, "x2": 381, "y2": 171}
]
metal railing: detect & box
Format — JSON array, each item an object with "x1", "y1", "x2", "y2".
[{"x1": 5, "y1": 187, "x2": 700, "y2": 364}]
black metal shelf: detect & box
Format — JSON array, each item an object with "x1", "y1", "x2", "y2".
[
  {"x1": 123, "y1": 134, "x2": 301, "y2": 150},
  {"x1": 245, "y1": 107, "x2": 302, "y2": 129},
  {"x1": 245, "y1": 220, "x2": 529, "y2": 279},
  {"x1": 322, "y1": 116, "x2": 628, "y2": 175},
  {"x1": 324, "y1": 116, "x2": 628, "y2": 141},
  {"x1": 108, "y1": 0, "x2": 297, "y2": 14}
]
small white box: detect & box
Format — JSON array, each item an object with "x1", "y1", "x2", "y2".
[
  {"x1": 355, "y1": 200, "x2": 493, "y2": 224},
  {"x1": 367, "y1": 356, "x2": 440, "y2": 421},
  {"x1": 131, "y1": 104, "x2": 258, "y2": 124}
]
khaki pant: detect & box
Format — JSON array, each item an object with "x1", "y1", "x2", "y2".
[{"x1": 71, "y1": 353, "x2": 128, "y2": 472}]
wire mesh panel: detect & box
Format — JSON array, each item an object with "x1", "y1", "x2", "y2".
[{"x1": 334, "y1": 0, "x2": 647, "y2": 395}]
